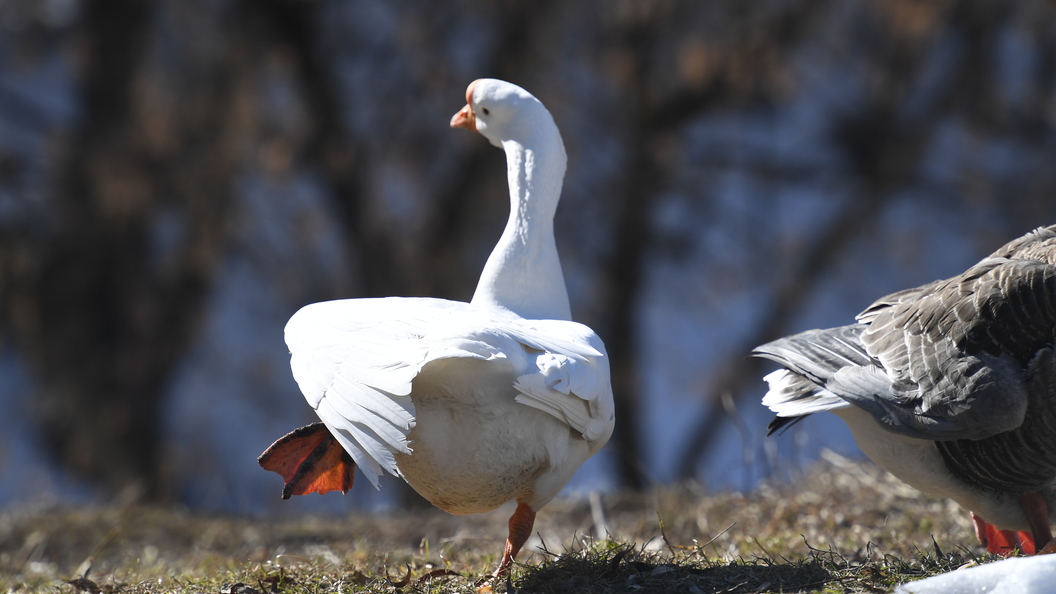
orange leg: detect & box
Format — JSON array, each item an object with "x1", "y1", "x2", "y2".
[
  {"x1": 1021, "y1": 492, "x2": 1056, "y2": 555},
  {"x1": 970, "y1": 493, "x2": 1055, "y2": 558},
  {"x1": 492, "y1": 502, "x2": 537, "y2": 580}
]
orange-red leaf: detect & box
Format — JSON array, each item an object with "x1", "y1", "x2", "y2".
[{"x1": 258, "y1": 422, "x2": 355, "y2": 498}]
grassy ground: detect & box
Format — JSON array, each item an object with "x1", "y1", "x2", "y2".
[{"x1": 1, "y1": 453, "x2": 1004, "y2": 593}]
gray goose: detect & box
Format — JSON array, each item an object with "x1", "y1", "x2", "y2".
[{"x1": 755, "y1": 225, "x2": 1056, "y2": 556}]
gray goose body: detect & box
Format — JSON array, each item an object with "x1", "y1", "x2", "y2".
[{"x1": 755, "y1": 225, "x2": 1056, "y2": 555}]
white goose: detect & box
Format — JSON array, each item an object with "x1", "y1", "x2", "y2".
[
  {"x1": 755, "y1": 225, "x2": 1056, "y2": 556},
  {"x1": 258, "y1": 79, "x2": 614, "y2": 582}
]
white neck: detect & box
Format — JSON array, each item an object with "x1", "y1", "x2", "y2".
[{"x1": 471, "y1": 126, "x2": 571, "y2": 321}]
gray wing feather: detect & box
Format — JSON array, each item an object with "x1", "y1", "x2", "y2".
[
  {"x1": 757, "y1": 224, "x2": 1056, "y2": 443},
  {"x1": 936, "y1": 348, "x2": 1056, "y2": 493}
]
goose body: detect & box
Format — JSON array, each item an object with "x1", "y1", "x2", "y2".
[
  {"x1": 259, "y1": 79, "x2": 614, "y2": 582},
  {"x1": 755, "y1": 225, "x2": 1056, "y2": 555}
]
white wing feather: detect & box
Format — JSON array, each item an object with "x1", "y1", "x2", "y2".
[
  {"x1": 284, "y1": 297, "x2": 614, "y2": 489},
  {"x1": 761, "y1": 369, "x2": 851, "y2": 417},
  {"x1": 512, "y1": 344, "x2": 612, "y2": 441}
]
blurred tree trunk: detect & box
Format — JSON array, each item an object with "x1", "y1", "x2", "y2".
[
  {"x1": 250, "y1": 0, "x2": 432, "y2": 509},
  {"x1": 593, "y1": 14, "x2": 664, "y2": 491},
  {"x1": 6, "y1": 0, "x2": 238, "y2": 499},
  {"x1": 673, "y1": 2, "x2": 977, "y2": 479},
  {"x1": 594, "y1": 0, "x2": 821, "y2": 488}
]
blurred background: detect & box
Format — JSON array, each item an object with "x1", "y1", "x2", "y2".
[{"x1": 0, "y1": 0, "x2": 1055, "y2": 514}]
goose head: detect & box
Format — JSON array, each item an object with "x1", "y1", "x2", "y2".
[{"x1": 450, "y1": 79, "x2": 561, "y2": 150}]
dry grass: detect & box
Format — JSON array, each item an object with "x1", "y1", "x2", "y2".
[{"x1": 0, "y1": 453, "x2": 1003, "y2": 593}]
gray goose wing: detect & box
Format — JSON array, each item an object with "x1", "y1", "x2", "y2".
[
  {"x1": 856, "y1": 225, "x2": 1056, "y2": 437},
  {"x1": 937, "y1": 347, "x2": 1056, "y2": 493},
  {"x1": 888, "y1": 225, "x2": 1056, "y2": 493},
  {"x1": 757, "y1": 226, "x2": 1056, "y2": 447}
]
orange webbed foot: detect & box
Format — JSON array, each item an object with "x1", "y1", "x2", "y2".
[
  {"x1": 258, "y1": 422, "x2": 355, "y2": 498},
  {"x1": 972, "y1": 511, "x2": 1035, "y2": 556}
]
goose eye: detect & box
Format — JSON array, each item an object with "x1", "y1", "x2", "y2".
[{"x1": 481, "y1": 107, "x2": 490, "y2": 115}]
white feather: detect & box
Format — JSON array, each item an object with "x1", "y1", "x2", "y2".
[{"x1": 761, "y1": 369, "x2": 850, "y2": 417}]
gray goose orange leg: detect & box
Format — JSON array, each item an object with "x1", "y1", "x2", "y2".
[
  {"x1": 1021, "y1": 492, "x2": 1056, "y2": 554},
  {"x1": 971, "y1": 493, "x2": 1054, "y2": 556}
]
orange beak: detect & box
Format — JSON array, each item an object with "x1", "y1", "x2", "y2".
[
  {"x1": 450, "y1": 79, "x2": 481, "y2": 132},
  {"x1": 450, "y1": 104, "x2": 476, "y2": 131}
]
